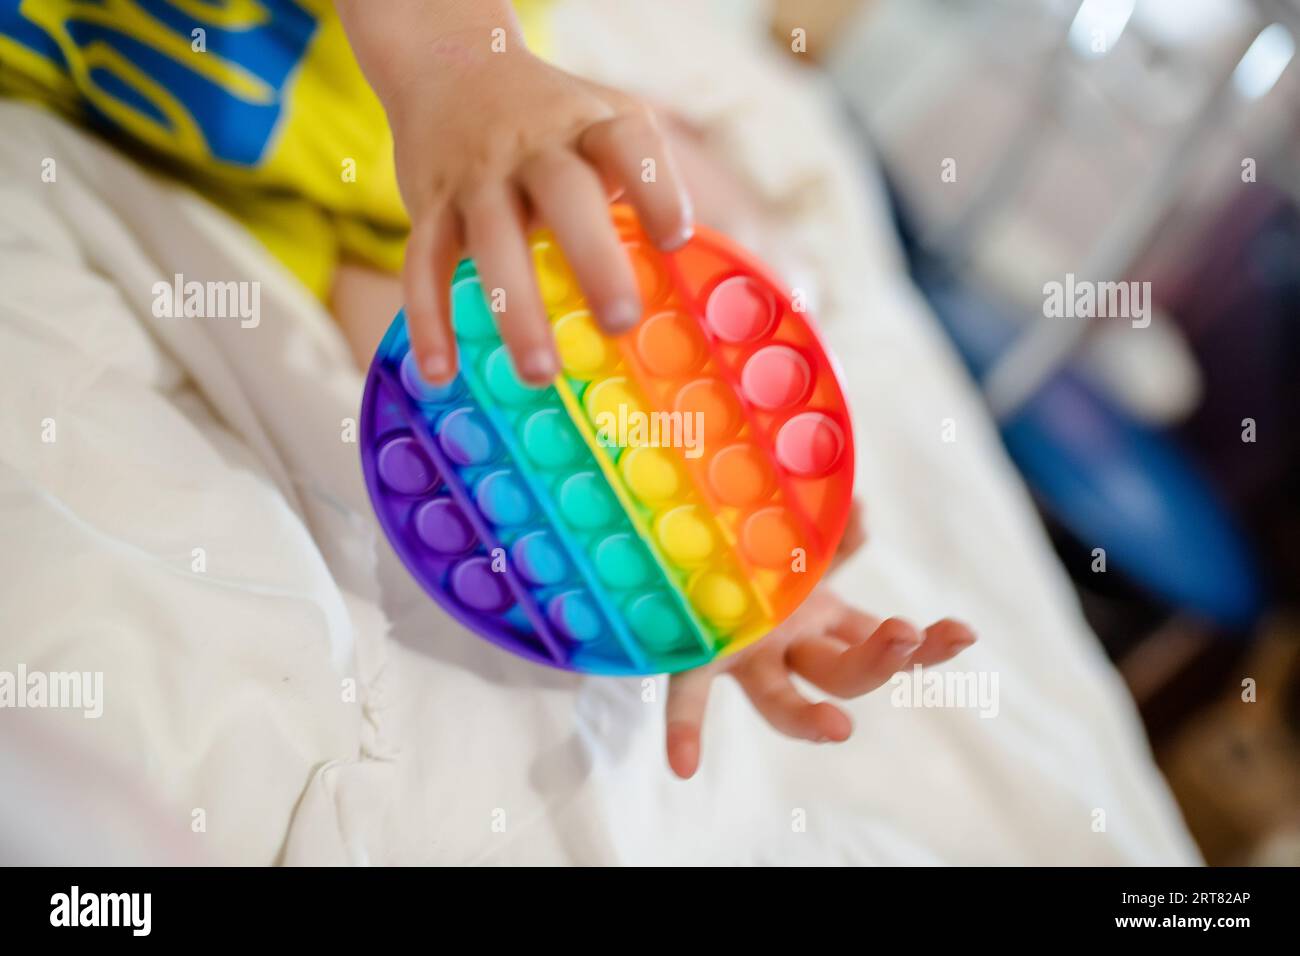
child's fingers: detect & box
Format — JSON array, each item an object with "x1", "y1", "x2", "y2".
[
  {"x1": 793, "y1": 595, "x2": 880, "y2": 647},
  {"x1": 402, "y1": 209, "x2": 461, "y2": 383},
  {"x1": 908, "y1": 619, "x2": 977, "y2": 668},
  {"x1": 786, "y1": 616, "x2": 924, "y2": 699},
  {"x1": 519, "y1": 149, "x2": 642, "y2": 334},
  {"x1": 665, "y1": 667, "x2": 716, "y2": 779},
  {"x1": 460, "y1": 186, "x2": 557, "y2": 385},
  {"x1": 735, "y1": 649, "x2": 852, "y2": 743},
  {"x1": 824, "y1": 604, "x2": 882, "y2": 646},
  {"x1": 579, "y1": 108, "x2": 693, "y2": 251}
]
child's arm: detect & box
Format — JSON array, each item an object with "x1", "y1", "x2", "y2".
[
  {"x1": 335, "y1": 5, "x2": 974, "y2": 779},
  {"x1": 334, "y1": 0, "x2": 693, "y2": 385}
]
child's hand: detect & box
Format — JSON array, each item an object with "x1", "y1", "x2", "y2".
[
  {"x1": 337, "y1": 2, "x2": 692, "y2": 386},
  {"x1": 665, "y1": 592, "x2": 976, "y2": 779},
  {"x1": 664, "y1": 499, "x2": 974, "y2": 778}
]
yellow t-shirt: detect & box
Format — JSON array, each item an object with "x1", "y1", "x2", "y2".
[{"x1": 0, "y1": 0, "x2": 548, "y2": 298}]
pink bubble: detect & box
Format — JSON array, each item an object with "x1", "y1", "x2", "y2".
[
  {"x1": 704, "y1": 276, "x2": 776, "y2": 343},
  {"x1": 775, "y1": 413, "x2": 845, "y2": 477},
  {"x1": 741, "y1": 345, "x2": 811, "y2": 410}
]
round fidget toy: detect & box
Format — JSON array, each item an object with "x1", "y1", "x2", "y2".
[{"x1": 360, "y1": 206, "x2": 854, "y2": 675}]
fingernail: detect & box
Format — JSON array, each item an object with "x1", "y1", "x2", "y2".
[
  {"x1": 603, "y1": 298, "x2": 642, "y2": 333},
  {"x1": 676, "y1": 740, "x2": 699, "y2": 775},
  {"x1": 422, "y1": 354, "x2": 451, "y2": 383},
  {"x1": 517, "y1": 348, "x2": 557, "y2": 383},
  {"x1": 661, "y1": 223, "x2": 694, "y2": 251}
]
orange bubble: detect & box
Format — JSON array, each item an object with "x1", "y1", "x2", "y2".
[
  {"x1": 636, "y1": 311, "x2": 706, "y2": 378},
  {"x1": 674, "y1": 378, "x2": 741, "y2": 447},
  {"x1": 624, "y1": 241, "x2": 667, "y2": 307},
  {"x1": 708, "y1": 443, "x2": 775, "y2": 507},
  {"x1": 741, "y1": 506, "x2": 803, "y2": 569}
]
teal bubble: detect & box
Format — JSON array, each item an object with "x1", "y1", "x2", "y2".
[
  {"x1": 594, "y1": 533, "x2": 650, "y2": 590},
  {"x1": 484, "y1": 346, "x2": 544, "y2": 407},
  {"x1": 523, "y1": 409, "x2": 580, "y2": 469},
  {"x1": 559, "y1": 472, "x2": 618, "y2": 529},
  {"x1": 451, "y1": 277, "x2": 498, "y2": 340},
  {"x1": 627, "y1": 591, "x2": 687, "y2": 650}
]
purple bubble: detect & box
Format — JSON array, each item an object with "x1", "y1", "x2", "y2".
[
  {"x1": 376, "y1": 435, "x2": 437, "y2": 496},
  {"x1": 450, "y1": 556, "x2": 512, "y2": 613},
  {"x1": 400, "y1": 351, "x2": 462, "y2": 404},
  {"x1": 438, "y1": 407, "x2": 497, "y2": 466},
  {"x1": 413, "y1": 498, "x2": 474, "y2": 555}
]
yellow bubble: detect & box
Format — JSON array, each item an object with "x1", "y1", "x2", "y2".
[
  {"x1": 656, "y1": 506, "x2": 715, "y2": 566},
  {"x1": 533, "y1": 238, "x2": 576, "y2": 311},
  {"x1": 554, "y1": 311, "x2": 615, "y2": 379},
  {"x1": 620, "y1": 446, "x2": 681, "y2": 503},
  {"x1": 584, "y1": 376, "x2": 646, "y2": 425},
  {"x1": 691, "y1": 570, "x2": 750, "y2": 624}
]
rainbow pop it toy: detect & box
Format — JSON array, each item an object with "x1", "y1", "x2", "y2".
[{"x1": 360, "y1": 206, "x2": 854, "y2": 675}]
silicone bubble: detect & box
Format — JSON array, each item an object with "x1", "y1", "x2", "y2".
[{"x1": 359, "y1": 205, "x2": 854, "y2": 675}]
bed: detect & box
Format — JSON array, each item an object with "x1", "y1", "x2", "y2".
[{"x1": 0, "y1": 0, "x2": 1199, "y2": 865}]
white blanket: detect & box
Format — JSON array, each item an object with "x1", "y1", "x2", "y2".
[{"x1": 0, "y1": 3, "x2": 1198, "y2": 866}]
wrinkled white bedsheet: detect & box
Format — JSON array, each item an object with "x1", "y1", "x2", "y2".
[{"x1": 0, "y1": 2, "x2": 1199, "y2": 865}]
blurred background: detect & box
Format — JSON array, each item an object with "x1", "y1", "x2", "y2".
[
  {"x1": 0, "y1": 0, "x2": 1293, "y2": 867},
  {"x1": 769, "y1": 0, "x2": 1299, "y2": 864}
]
